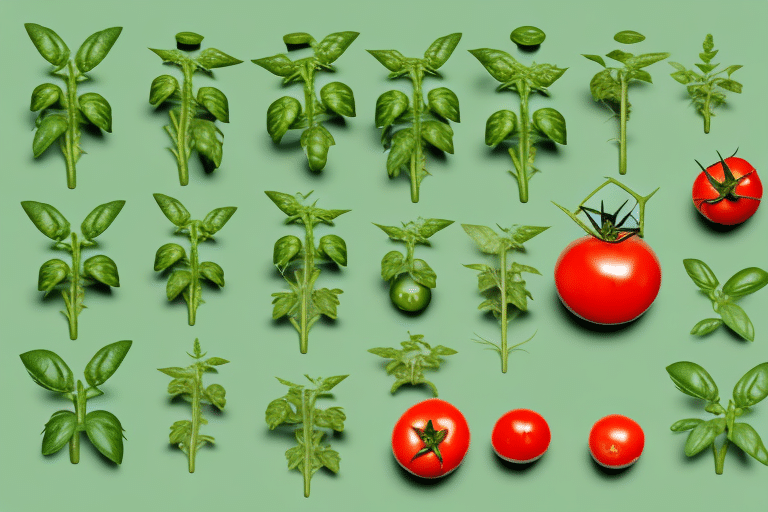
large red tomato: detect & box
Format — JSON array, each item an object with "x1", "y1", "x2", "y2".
[
  {"x1": 589, "y1": 414, "x2": 645, "y2": 469},
  {"x1": 554, "y1": 236, "x2": 661, "y2": 325},
  {"x1": 693, "y1": 155, "x2": 762, "y2": 226},
  {"x1": 392, "y1": 399, "x2": 470, "y2": 479},
  {"x1": 492, "y1": 409, "x2": 551, "y2": 463}
]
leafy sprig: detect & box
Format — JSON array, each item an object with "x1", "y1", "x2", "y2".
[
  {"x1": 463, "y1": 223, "x2": 548, "y2": 373},
  {"x1": 254, "y1": 32, "x2": 358, "y2": 172},
  {"x1": 21, "y1": 200, "x2": 125, "y2": 339},
  {"x1": 369, "y1": 33, "x2": 462, "y2": 203},
  {"x1": 153, "y1": 193, "x2": 237, "y2": 325},
  {"x1": 20, "y1": 340, "x2": 131, "y2": 464},
  {"x1": 667, "y1": 361, "x2": 768, "y2": 474},
  {"x1": 683, "y1": 259, "x2": 768, "y2": 341},
  {"x1": 268, "y1": 191, "x2": 349, "y2": 353},
  {"x1": 583, "y1": 31, "x2": 669, "y2": 175},
  {"x1": 669, "y1": 35, "x2": 742, "y2": 134},
  {"x1": 159, "y1": 339, "x2": 228, "y2": 473},
  {"x1": 266, "y1": 375, "x2": 347, "y2": 497}
]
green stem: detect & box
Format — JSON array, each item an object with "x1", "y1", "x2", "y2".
[
  {"x1": 303, "y1": 62, "x2": 317, "y2": 128},
  {"x1": 189, "y1": 365, "x2": 202, "y2": 473},
  {"x1": 405, "y1": 240, "x2": 415, "y2": 269},
  {"x1": 499, "y1": 249, "x2": 508, "y2": 374},
  {"x1": 409, "y1": 66, "x2": 425, "y2": 203},
  {"x1": 301, "y1": 389, "x2": 315, "y2": 497},
  {"x1": 68, "y1": 233, "x2": 82, "y2": 340},
  {"x1": 188, "y1": 223, "x2": 200, "y2": 326},
  {"x1": 70, "y1": 380, "x2": 86, "y2": 464},
  {"x1": 517, "y1": 82, "x2": 531, "y2": 203},
  {"x1": 299, "y1": 217, "x2": 316, "y2": 354},
  {"x1": 714, "y1": 438, "x2": 729, "y2": 475},
  {"x1": 177, "y1": 62, "x2": 194, "y2": 186},
  {"x1": 703, "y1": 89, "x2": 711, "y2": 134},
  {"x1": 63, "y1": 61, "x2": 80, "y2": 189},
  {"x1": 619, "y1": 75, "x2": 628, "y2": 175}
]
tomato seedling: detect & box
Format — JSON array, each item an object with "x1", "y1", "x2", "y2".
[
  {"x1": 583, "y1": 32, "x2": 669, "y2": 175},
  {"x1": 20, "y1": 340, "x2": 131, "y2": 464},
  {"x1": 492, "y1": 409, "x2": 550, "y2": 463},
  {"x1": 369, "y1": 33, "x2": 462, "y2": 203},
  {"x1": 463, "y1": 223, "x2": 548, "y2": 373},
  {"x1": 21, "y1": 200, "x2": 125, "y2": 339},
  {"x1": 153, "y1": 193, "x2": 236, "y2": 325},
  {"x1": 266, "y1": 375, "x2": 347, "y2": 497},
  {"x1": 669, "y1": 34, "x2": 743, "y2": 134},
  {"x1": 553, "y1": 179, "x2": 661, "y2": 325},
  {"x1": 667, "y1": 361, "x2": 768, "y2": 474},
  {"x1": 692, "y1": 151, "x2": 762, "y2": 225},
  {"x1": 268, "y1": 191, "x2": 349, "y2": 354},
  {"x1": 26, "y1": 24, "x2": 121, "y2": 189},
  {"x1": 683, "y1": 258, "x2": 768, "y2": 341},
  {"x1": 392, "y1": 399, "x2": 469, "y2": 479},
  {"x1": 375, "y1": 217, "x2": 453, "y2": 312},
  {"x1": 589, "y1": 414, "x2": 644, "y2": 469},
  {"x1": 254, "y1": 32, "x2": 357, "y2": 172},
  {"x1": 149, "y1": 32, "x2": 242, "y2": 185},
  {"x1": 159, "y1": 339, "x2": 228, "y2": 473},
  {"x1": 470, "y1": 34, "x2": 567, "y2": 203},
  {"x1": 369, "y1": 332, "x2": 456, "y2": 396}
]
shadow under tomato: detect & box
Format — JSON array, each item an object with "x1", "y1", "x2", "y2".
[
  {"x1": 490, "y1": 446, "x2": 544, "y2": 473},
  {"x1": 587, "y1": 449, "x2": 636, "y2": 478},
  {"x1": 552, "y1": 289, "x2": 650, "y2": 335},
  {"x1": 691, "y1": 205, "x2": 752, "y2": 233},
  {"x1": 390, "y1": 453, "x2": 459, "y2": 488}
]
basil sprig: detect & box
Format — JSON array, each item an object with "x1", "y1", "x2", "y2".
[{"x1": 667, "y1": 361, "x2": 768, "y2": 474}]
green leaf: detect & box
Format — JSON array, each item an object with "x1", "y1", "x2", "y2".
[
  {"x1": 695, "y1": 63, "x2": 717, "y2": 74},
  {"x1": 312, "y1": 288, "x2": 342, "y2": 319},
  {"x1": 421, "y1": 121, "x2": 454, "y2": 154},
  {"x1": 316, "y1": 447, "x2": 341, "y2": 472},
  {"x1": 169, "y1": 419, "x2": 192, "y2": 445},
  {"x1": 582, "y1": 54, "x2": 606, "y2": 67},
  {"x1": 532, "y1": 108, "x2": 566, "y2": 145},
  {"x1": 670, "y1": 70, "x2": 693, "y2": 84},
  {"x1": 719, "y1": 302, "x2": 754, "y2": 341},
  {"x1": 510, "y1": 26, "x2": 546, "y2": 46},
  {"x1": 149, "y1": 48, "x2": 185, "y2": 64},
  {"x1": 199, "y1": 261, "x2": 225, "y2": 286},
  {"x1": 589, "y1": 68, "x2": 622, "y2": 108},
  {"x1": 722, "y1": 268, "x2": 768, "y2": 298},
  {"x1": 314, "y1": 407, "x2": 346, "y2": 431},
  {"x1": 374, "y1": 224, "x2": 407, "y2": 240},
  {"x1": 410, "y1": 260, "x2": 437, "y2": 288},
  {"x1": 367, "y1": 50, "x2": 406, "y2": 72},
  {"x1": 469, "y1": 48, "x2": 520, "y2": 82},
  {"x1": 381, "y1": 251, "x2": 406, "y2": 281},
  {"x1": 154, "y1": 243, "x2": 186, "y2": 271},
  {"x1": 176, "y1": 32, "x2": 204, "y2": 45},
  {"x1": 81, "y1": 200, "x2": 124, "y2": 240},
  {"x1": 716, "y1": 80, "x2": 742, "y2": 94},
  {"x1": 685, "y1": 418, "x2": 725, "y2": 456},
  {"x1": 21, "y1": 201, "x2": 70, "y2": 241},
  {"x1": 733, "y1": 363, "x2": 768, "y2": 407},
  {"x1": 42, "y1": 411, "x2": 77, "y2": 455},
  {"x1": 314, "y1": 31, "x2": 359, "y2": 64},
  {"x1": 153, "y1": 193, "x2": 190, "y2": 227},
  {"x1": 83, "y1": 255, "x2": 119, "y2": 287},
  {"x1": 690, "y1": 318, "x2": 723, "y2": 336},
  {"x1": 204, "y1": 384, "x2": 226, "y2": 409},
  {"x1": 629, "y1": 52, "x2": 670, "y2": 69},
  {"x1": 167, "y1": 270, "x2": 192, "y2": 300},
  {"x1": 191, "y1": 119, "x2": 223, "y2": 168},
  {"x1": 25, "y1": 23, "x2": 69, "y2": 69},
  {"x1": 606, "y1": 49, "x2": 633, "y2": 64},
  {"x1": 375, "y1": 90, "x2": 409, "y2": 128},
  {"x1": 202, "y1": 207, "x2": 237, "y2": 235},
  {"x1": 301, "y1": 124, "x2": 335, "y2": 172},
  {"x1": 273, "y1": 235, "x2": 302, "y2": 268},
  {"x1": 730, "y1": 423, "x2": 768, "y2": 465},
  {"x1": 271, "y1": 291, "x2": 299, "y2": 319},
  {"x1": 197, "y1": 87, "x2": 229, "y2": 123},
  {"x1": 485, "y1": 110, "x2": 517, "y2": 147},
  {"x1": 614, "y1": 30, "x2": 645, "y2": 44},
  {"x1": 528, "y1": 63, "x2": 567, "y2": 88},
  {"x1": 252, "y1": 54, "x2": 297, "y2": 77},
  {"x1": 265, "y1": 191, "x2": 301, "y2": 216},
  {"x1": 462, "y1": 224, "x2": 502, "y2": 254},
  {"x1": 723, "y1": 65, "x2": 742, "y2": 77},
  {"x1": 320, "y1": 82, "x2": 355, "y2": 117},
  {"x1": 84, "y1": 340, "x2": 131, "y2": 387},
  {"x1": 386, "y1": 128, "x2": 416, "y2": 177},
  {"x1": 266, "y1": 96, "x2": 301, "y2": 143},
  {"x1": 149, "y1": 75, "x2": 179, "y2": 107},
  {"x1": 33, "y1": 115, "x2": 68, "y2": 158},
  {"x1": 78, "y1": 92, "x2": 112, "y2": 132},
  {"x1": 38, "y1": 259, "x2": 69, "y2": 294},
  {"x1": 30, "y1": 83, "x2": 62, "y2": 111},
  {"x1": 683, "y1": 259, "x2": 719, "y2": 290},
  {"x1": 75, "y1": 27, "x2": 122, "y2": 73},
  {"x1": 427, "y1": 87, "x2": 460, "y2": 122},
  {"x1": 419, "y1": 219, "x2": 454, "y2": 238},
  {"x1": 196, "y1": 48, "x2": 242, "y2": 69},
  {"x1": 283, "y1": 32, "x2": 313, "y2": 45},
  {"x1": 20, "y1": 349, "x2": 74, "y2": 392},
  {"x1": 85, "y1": 410, "x2": 124, "y2": 464},
  {"x1": 627, "y1": 69, "x2": 652, "y2": 83},
  {"x1": 512, "y1": 225, "x2": 549, "y2": 244},
  {"x1": 158, "y1": 367, "x2": 195, "y2": 379},
  {"x1": 318, "y1": 375, "x2": 348, "y2": 392},
  {"x1": 424, "y1": 33, "x2": 462, "y2": 69},
  {"x1": 666, "y1": 361, "x2": 719, "y2": 401},
  {"x1": 671, "y1": 418, "x2": 704, "y2": 432},
  {"x1": 318, "y1": 235, "x2": 347, "y2": 266},
  {"x1": 368, "y1": 347, "x2": 401, "y2": 359}
]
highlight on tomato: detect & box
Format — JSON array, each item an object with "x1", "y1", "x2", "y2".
[
  {"x1": 588, "y1": 414, "x2": 645, "y2": 469},
  {"x1": 492, "y1": 409, "x2": 550, "y2": 463},
  {"x1": 693, "y1": 150, "x2": 762, "y2": 226}
]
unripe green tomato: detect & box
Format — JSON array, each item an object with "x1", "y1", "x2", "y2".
[{"x1": 390, "y1": 274, "x2": 431, "y2": 312}]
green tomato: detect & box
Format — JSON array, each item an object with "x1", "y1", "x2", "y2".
[{"x1": 390, "y1": 274, "x2": 431, "y2": 312}]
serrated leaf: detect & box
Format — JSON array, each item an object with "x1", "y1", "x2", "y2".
[
  {"x1": 312, "y1": 288, "x2": 342, "y2": 319},
  {"x1": 462, "y1": 224, "x2": 502, "y2": 254}
]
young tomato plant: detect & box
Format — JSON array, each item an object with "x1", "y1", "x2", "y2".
[
  {"x1": 268, "y1": 191, "x2": 349, "y2": 354},
  {"x1": 682, "y1": 259, "x2": 768, "y2": 341},
  {"x1": 368, "y1": 332, "x2": 456, "y2": 396},
  {"x1": 26, "y1": 23, "x2": 122, "y2": 189},
  {"x1": 253, "y1": 32, "x2": 358, "y2": 172},
  {"x1": 153, "y1": 193, "x2": 237, "y2": 326},
  {"x1": 470, "y1": 34, "x2": 567, "y2": 203},
  {"x1": 149, "y1": 32, "x2": 242, "y2": 185},
  {"x1": 553, "y1": 179, "x2": 661, "y2": 325},
  {"x1": 369, "y1": 33, "x2": 462, "y2": 203},
  {"x1": 667, "y1": 361, "x2": 768, "y2": 474},
  {"x1": 463, "y1": 223, "x2": 548, "y2": 373},
  {"x1": 589, "y1": 414, "x2": 644, "y2": 469},
  {"x1": 374, "y1": 217, "x2": 453, "y2": 312},
  {"x1": 583, "y1": 31, "x2": 669, "y2": 175},
  {"x1": 669, "y1": 34, "x2": 743, "y2": 134},
  {"x1": 265, "y1": 375, "x2": 347, "y2": 497},
  {"x1": 20, "y1": 340, "x2": 131, "y2": 464},
  {"x1": 692, "y1": 151, "x2": 762, "y2": 225},
  {"x1": 159, "y1": 338, "x2": 228, "y2": 473},
  {"x1": 21, "y1": 200, "x2": 125, "y2": 340}
]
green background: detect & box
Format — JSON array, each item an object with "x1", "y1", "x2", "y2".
[{"x1": 1, "y1": 0, "x2": 767, "y2": 510}]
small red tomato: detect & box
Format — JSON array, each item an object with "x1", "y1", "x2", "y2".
[
  {"x1": 589, "y1": 414, "x2": 644, "y2": 469},
  {"x1": 693, "y1": 154, "x2": 762, "y2": 225},
  {"x1": 492, "y1": 409, "x2": 551, "y2": 463},
  {"x1": 392, "y1": 398, "x2": 470, "y2": 479}
]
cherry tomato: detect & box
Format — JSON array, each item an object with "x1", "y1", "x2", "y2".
[
  {"x1": 589, "y1": 414, "x2": 644, "y2": 469},
  {"x1": 492, "y1": 409, "x2": 550, "y2": 463},
  {"x1": 392, "y1": 398, "x2": 470, "y2": 479},
  {"x1": 693, "y1": 155, "x2": 762, "y2": 225},
  {"x1": 390, "y1": 274, "x2": 431, "y2": 312},
  {"x1": 554, "y1": 236, "x2": 661, "y2": 325}
]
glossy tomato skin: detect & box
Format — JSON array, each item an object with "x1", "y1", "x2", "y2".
[
  {"x1": 390, "y1": 274, "x2": 431, "y2": 312},
  {"x1": 693, "y1": 156, "x2": 762, "y2": 225},
  {"x1": 392, "y1": 398, "x2": 470, "y2": 479},
  {"x1": 554, "y1": 236, "x2": 661, "y2": 325},
  {"x1": 589, "y1": 414, "x2": 645, "y2": 469},
  {"x1": 492, "y1": 409, "x2": 551, "y2": 463}
]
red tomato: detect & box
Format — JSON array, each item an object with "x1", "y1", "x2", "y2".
[
  {"x1": 392, "y1": 398, "x2": 470, "y2": 479},
  {"x1": 492, "y1": 409, "x2": 550, "y2": 463},
  {"x1": 589, "y1": 414, "x2": 644, "y2": 469},
  {"x1": 554, "y1": 236, "x2": 661, "y2": 325},
  {"x1": 693, "y1": 156, "x2": 762, "y2": 226}
]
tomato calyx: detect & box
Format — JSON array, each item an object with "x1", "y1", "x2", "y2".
[
  {"x1": 411, "y1": 420, "x2": 448, "y2": 466},
  {"x1": 694, "y1": 150, "x2": 762, "y2": 206}
]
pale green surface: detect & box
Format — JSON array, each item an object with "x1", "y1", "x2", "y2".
[{"x1": 1, "y1": 0, "x2": 767, "y2": 510}]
